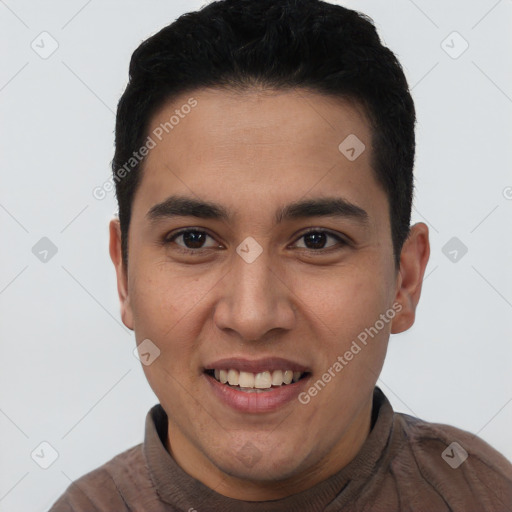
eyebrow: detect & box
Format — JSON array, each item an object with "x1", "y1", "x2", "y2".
[{"x1": 146, "y1": 195, "x2": 369, "y2": 226}]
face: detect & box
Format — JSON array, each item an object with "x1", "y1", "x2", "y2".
[{"x1": 110, "y1": 88, "x2": 429, "y2": 500}]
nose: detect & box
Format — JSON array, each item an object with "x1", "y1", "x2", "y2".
[{"x1": 213, "y1": 247, "x2": 296, "y2": 342}]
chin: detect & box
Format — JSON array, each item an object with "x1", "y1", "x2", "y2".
[{"x1": 209, "y1": 438, "x2": 308, "y2": 483}]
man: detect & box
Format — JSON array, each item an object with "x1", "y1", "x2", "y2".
[{"x1": 50, "y1": 0, "x2": 512, "y2": 510}]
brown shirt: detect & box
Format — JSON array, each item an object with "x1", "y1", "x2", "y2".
[{"x1": 49, "y1": 387, "x2": 512, "y2": 511}]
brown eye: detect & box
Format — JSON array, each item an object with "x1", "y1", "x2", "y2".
[
  {"x1": 177, "y1": 230, "x2": 208, "y2": 249},
  {"x1": 165, "y1": 229, "x2": 220, "y2": 254},
  {"x1": 293, "y1": 230, "x2": 347, "y2": 251}
]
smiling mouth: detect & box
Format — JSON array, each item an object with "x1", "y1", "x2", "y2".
[{"x1": 204, "y1": 368, "x2": 310, "y2": 392}]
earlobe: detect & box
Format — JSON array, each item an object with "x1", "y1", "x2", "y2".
[
  {"x1": 391, "y1": 222, "x2": 430, "y2": 334},
  {"x1": 109, "y1": 219, "x2": 134, "y2": 330}
]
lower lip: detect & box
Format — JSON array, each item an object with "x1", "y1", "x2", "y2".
[{"x1": 204, "y1": 373, "x2": 311, "y2": 413}]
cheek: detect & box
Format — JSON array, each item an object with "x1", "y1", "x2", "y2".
[
  {"x1": 131, "y1": 271, "x2": 202, "y2": 406},
  {"x1": 297, "y1": 263, "x2": 392, "y2": 341},
  {"x1": 297, "y1": 272, "x2": 392, "y2": 420},
  {"x1": 130, "y1": 276, "x2": 172, "y2": 336},
  {"x1": 129, "y1": 263, "x2": 205, "y2": 334},
  {"x1": 128, "y1": 265, "x2": 216, "y2": 374}
]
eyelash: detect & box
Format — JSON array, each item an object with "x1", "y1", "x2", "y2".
[{"x1": 164, "y1": 228, "x2": 349, "y2": 256}]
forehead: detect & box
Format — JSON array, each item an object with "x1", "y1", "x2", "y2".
[
  {"x1": 147, "y1": 87, "x2": 371, "y2": 164},
  {"x1": 133, "y1": 87, "x2": 387, "y2": 228}
]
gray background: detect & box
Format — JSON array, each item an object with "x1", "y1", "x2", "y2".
[{"x1": 1, "y1": 0, "x2": 511, "y2": 510}]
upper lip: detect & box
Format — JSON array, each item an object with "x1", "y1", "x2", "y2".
[{"x1": 204, "y1": 357, "x2": 311, "y2": 374}]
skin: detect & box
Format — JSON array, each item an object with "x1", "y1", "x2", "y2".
[{"x1": 109, "y1": 88, "x2": 430, "y2": 501}]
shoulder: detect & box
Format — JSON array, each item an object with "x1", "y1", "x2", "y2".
[
  {"x1": 48, "y1": 443, "x2": 147, "y2": 512},
  {"x1": 397, "y1": 412, "x2": 512, "y2": 475},
  {"x1": 391, "y1": 412, "x2": 512, "y2": 509}
]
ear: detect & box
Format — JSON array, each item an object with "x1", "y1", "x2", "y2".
[
  {"x1": 391, "y1": 222, "x2": 430, "y2": 334},
  {"x1": 109, "y1": 219, "x2": 134, "y2": 330}
]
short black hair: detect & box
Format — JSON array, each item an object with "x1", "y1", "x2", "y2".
[{"x1": 113, "y1": 0, "x2": 415, "y2": 268}]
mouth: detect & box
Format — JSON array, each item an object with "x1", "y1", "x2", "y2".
[
  {"x1": 204, "y1": 368, "x2": 311, "y2": 392},
  {"x1": 202, "y1": 358, "x2": 312, "y2": 413}
]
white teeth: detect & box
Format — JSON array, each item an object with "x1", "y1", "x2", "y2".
[
  {"x1": 227, "y1": 369, "x2": 239, "y2": 386},
  {"x1": 254, "y1": 371, "x2": 272, "y2": 389},
  {"x1": 238, "y1": 371, "x2": 255, "y2": 388},
  {"x1": 283, "y1": 370, "x2": 293, "y2": 385},
  {"x1": 271, "y1": 370, "x2": 283, "y2": 386},
  {"x1": 210, "y1": 368, "x2": 305, "y2": 388}
]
